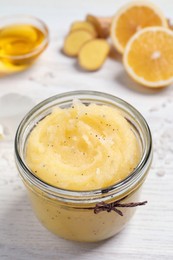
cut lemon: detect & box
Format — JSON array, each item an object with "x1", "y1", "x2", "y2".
[
  {"x1": 123, "y1": 27, "x2": 173, "y2": 88},
  {"x1": 111, "y1": 1, "x2": 168, "y2": 54}
]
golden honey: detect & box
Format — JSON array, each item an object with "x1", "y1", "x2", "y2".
[{"x1": 0, "y1": 22, "x2": 48, "y2": 75}]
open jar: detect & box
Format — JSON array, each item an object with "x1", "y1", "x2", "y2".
[{"x1": 15, "y1": 91, "x2": 152, "y2": 242}]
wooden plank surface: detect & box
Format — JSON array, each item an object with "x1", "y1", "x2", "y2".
[{"x1": 0, "y1": 0, "x2": 173, "y2": 259}]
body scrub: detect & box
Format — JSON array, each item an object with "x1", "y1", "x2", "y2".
[
  {"x1": 26, "y1": 101, "x2": 140, "y2": 191},
  {"x1": 15, "y1": 91, "x2": 152, "y2": 242}
]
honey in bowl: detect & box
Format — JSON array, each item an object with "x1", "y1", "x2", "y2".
[{"x1": 0, "y1": 16, "x2": 49, "y2": 75}]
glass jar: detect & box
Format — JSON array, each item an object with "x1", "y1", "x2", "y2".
[{"x1": 15, "y1": 91, "x2": 152, "y2": 242}]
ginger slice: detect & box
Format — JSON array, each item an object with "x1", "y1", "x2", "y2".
[
  {"x1": 86, "y1": 15, "x2": 112, "y2": 38},
  {"x1": 70, "y1": 21, "x2": 97, "y2": 37},
  {"x1": 63, "y1": 30, "x2": 94, "y2": 57},
  {"x1": 78, "y1": 39, "x2": 110, "y2": 71}
]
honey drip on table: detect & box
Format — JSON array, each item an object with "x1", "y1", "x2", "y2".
[{"x1": 0, "y1": 24, "x2": 46, "y2": 75}]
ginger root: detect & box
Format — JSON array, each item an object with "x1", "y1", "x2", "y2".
[
  {"x1": 86, "y1": 15, "x2": 112, "y2": 38},
  {"x1": 70, "y1": 21, "x2": 97, "y2": 37},
  {"x1": 78, "y1": 39, "x2": 110, "y2": 71},
  {"x1": 63, "y1": 30, "x2": 94, "y2": 57}
]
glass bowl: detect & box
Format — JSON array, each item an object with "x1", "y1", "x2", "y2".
[{"x1": 0, "y1": 15, "x2": 49, "y2": 75}]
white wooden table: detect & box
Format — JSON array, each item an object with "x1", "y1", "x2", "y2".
[{"x1": 0, "y1": 0, "x2": 173, "y2": 259}]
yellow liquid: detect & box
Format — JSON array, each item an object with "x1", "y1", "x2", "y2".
[{"x1": 0, "y1": 24, "x2": 46, "y2": 74}]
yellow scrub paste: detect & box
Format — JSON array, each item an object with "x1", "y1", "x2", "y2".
[{"x1": 26, "y1": 101, "x2": 140, "y2": 190}]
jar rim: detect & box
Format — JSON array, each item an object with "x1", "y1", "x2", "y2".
[{"x1": 15, "y1": 90, "x2": 152, "y2": 204}]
